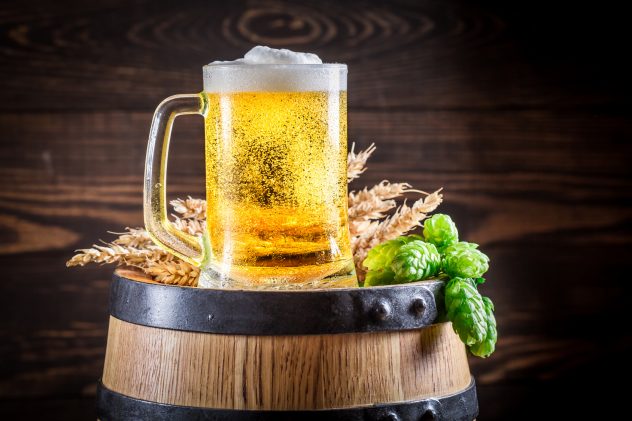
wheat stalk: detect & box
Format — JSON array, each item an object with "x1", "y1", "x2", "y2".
[
  {"x1": 347, "y1": 142, "x2": 376, "y2": 182},
  {"x1": 145, "y1": 260, "x2": 199, "y2": 286},
  {"x1": 110, "y1": 227, "x2": 152, "y2": 248},
  {"x1": 348, "y1": 181, "x2": 412, "y2": 207},
  {"x1": 170, "y1": 196, "x2": 206, "y2": 219},
  {"x1": 172, "y1": 216, "x2": 205, "y2": 236},
  {"x1": 66, "y1": 243, "x2": 167, "y2": 267},
  {"x1": 351, "y1": 189, "x2": 443, "y2": 281},
  {"x1": 67, "y1": 144, "x2": 442, "y2": 286},
  {"x1": 372, "y1": 189, "x2": 443, "y2": 244},
  {"x1": 348, "y1": 181, "x2": 412, "y2": 222}
]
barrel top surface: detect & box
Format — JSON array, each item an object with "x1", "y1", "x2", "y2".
[{"x1": 110, "y1": 271, "x2": 445, "y2": 335}]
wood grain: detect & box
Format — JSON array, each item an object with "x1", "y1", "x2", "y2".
[
  {"x1": 0, "y1": 0, "x2": 628, "y2": 111},
  {"x1": 102, "y1": 317, "x2": 471, "y2": 409},
  {"x1": 0, "y1": 0, "x2": 631, "y2": 419}
]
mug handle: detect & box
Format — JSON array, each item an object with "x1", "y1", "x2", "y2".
[{"x1": 143, "y1": 94, "x2": 207, "y2": 267}]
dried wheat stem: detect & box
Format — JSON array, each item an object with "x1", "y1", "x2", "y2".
[
  {"x1": 352, "y1": 189, "x2": 443, "y2": 280},
  {"x1": 67, "y1": 144, "x2": 443, "y2": 288},
  {"x1": 172, "y1": 216, "x2": 205, "y2": 236},
  {"x1": 110, "y1": 227, "x2": 152, "y2": 248},
  {"x1": 350, "y1": 189, "x2": 442, "y2": 255},
  {"x1": 145, "y1": 260, "x2": 200, "y2": 286},
  {"x1": 350, "y1": 220, "x2": 380, "y2": 250},
  {"x1": 372, "y1": 189, "x2": 443, "y2": 244},
  {"x1": 347, "y1": 142, "x2": 376, "y2": 182},
  {"x1": 66, "y1": 243, "x2": 167, "y2": 268},
  {"x1": 348, "y1": 181, "x2": 410, "y2": 219},
  {"x1": 349, "y1": 197, "x2": 397, "y2": 222},
  {"x1": 349, "y1": 181, "x2": 412, "y2": 207},
  {"x1": 170, "y1": 196, "x2": 206, "y2": 219}
]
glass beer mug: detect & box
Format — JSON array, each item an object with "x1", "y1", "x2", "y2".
[{"x1": 143, "y1": 62, "x2": 356, "y2": 288}]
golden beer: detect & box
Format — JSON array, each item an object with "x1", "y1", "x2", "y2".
[
  {"x1": 204, "y1": 91, "x2": 353, "y2": 284},
  {"x1": 143, "y1": 58, "x2": 353, "y2": 288}
]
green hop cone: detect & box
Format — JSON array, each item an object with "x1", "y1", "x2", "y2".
[
  {"x1": 446, "y1": 241, "x2": 479, "y2": 250},
  {"x1": 365, "y1": 267, "x2": 396, "y2": 286},
  {"x1": 391, "y1": 241, "x2": 441, "y2": 282},
  {"x1": 363, "y1": 235, "x2": 423, "y2": 271},
  {"x1": 363, "y1": 235, "x2": 422, "y2": 286},
  {"x1": 445, "y1": 277, "x2": 487, "y2": 346},
  {"x1": 423, "y1": 214, "x2": 459, "y2": 250},
  {"x1": 469, "y1": 297, "x2": 497, "y2": 358},
  {"x1": 442, "y1": 242, "x2": 489, "y2": 278}
]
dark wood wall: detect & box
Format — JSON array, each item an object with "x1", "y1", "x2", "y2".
[{"x1": 1, "y1": 0, "x2": 631, "y2": 419}]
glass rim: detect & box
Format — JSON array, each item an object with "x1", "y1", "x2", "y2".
[{"x1": 203, "y1": 63, "x2": 347, "y2": 71}]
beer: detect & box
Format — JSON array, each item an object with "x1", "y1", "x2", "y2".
[
  {"x1": 203, "y1": 91, "x2": 353, "y2": 285},
  {"x1": 143, "y1": 46, "x2": 354, "y2": 288}
]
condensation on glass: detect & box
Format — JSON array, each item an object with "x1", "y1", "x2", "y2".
[{"x1": 143, "y1": 63, "x2": 356, "y2": 289}]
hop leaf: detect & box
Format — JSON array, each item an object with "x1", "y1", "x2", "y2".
[
  {"x1": 423, "y1": 214, "x2": 458, "y2": 250},
  {"x1": 445, "y1": 277, "x2": 487, "y2": 346},
  {"x1": 391, "y1": 241, "x2": 441, "y2": 282},
  {"x1": 469, "y1": 296, "x2": 497, "y2": 357},
  {"x1": 443, "y1": 242, "x2": 489, "y2": 278}
]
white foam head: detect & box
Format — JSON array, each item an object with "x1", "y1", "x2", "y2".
[{"x1": 203, "y1": 46, "x2": 346, "y2": 93}]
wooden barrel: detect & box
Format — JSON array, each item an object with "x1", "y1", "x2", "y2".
[{"x1": 97, "y1": 269, "x2": 478, "y2": 420}]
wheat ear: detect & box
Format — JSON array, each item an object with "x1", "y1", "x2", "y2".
[
  {"x1": 170, "y1": 196, "x2": 207, "y2": 219},
  {"x1": 145, "y1": 260, "x2": 200, "y2": 286},
  {"x1": 347, "y1": 142, "x2": 376, "y2": 182},
  {"x1": 352, "y1": 189, "x2": 443, "y2": 280}
]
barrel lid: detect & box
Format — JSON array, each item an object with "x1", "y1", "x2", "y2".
[{"x1": 110, "y1": 272, "x2": 445, "y2": 335}]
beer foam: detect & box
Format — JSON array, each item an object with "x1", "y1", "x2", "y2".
[
  {"x1": 213, "y1": 46, "x2": 322, "y2": 65},
  {"x1": 204, "y1": 46, "x2": 346, "y2": 92}
]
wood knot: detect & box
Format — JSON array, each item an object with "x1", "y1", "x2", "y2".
[{"x1": 223, "y1": 6, "x2": 332, "y2": 48}]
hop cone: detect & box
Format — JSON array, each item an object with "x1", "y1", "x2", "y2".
[
  {"x1": 391, "y1": 241, "x2": 441, "y2": 282},
  {"x1": 443, "y1": 242, "x2": 489, "y2": 278},
  {"x1": 363, "y1": 235, "x2": 422, "y2": 286},
  {"x1": 445, "y1": 277, "x2": 487, "y2": 345},
  {"x1": 423, "y1": 214, "x2": 458, "y2": 250},
  {"x1": 446, "y1": 241, "x2": 479, "y2": 250},
  {"x1": 469, "y1": 296, "x2": 497, "y2": 357},
  {"x1": 363, "y1": 235, "x2": 422, "y2": 271},
  {"x1": 365, "y1": 267, "x2": 397, "y2": 286}
]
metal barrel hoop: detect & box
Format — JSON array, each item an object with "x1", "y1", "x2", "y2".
[{"x1": 109, "y1": 274, "x2": 445, "y2": 335}]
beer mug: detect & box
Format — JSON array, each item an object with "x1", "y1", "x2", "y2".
[{"x1": 143, "y1": 63, "x2": 356, "y2": 288}]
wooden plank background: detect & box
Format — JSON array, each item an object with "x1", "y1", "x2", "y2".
[{"x1": 1, "y1": 0, "x2": 630, "y2": 419}]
